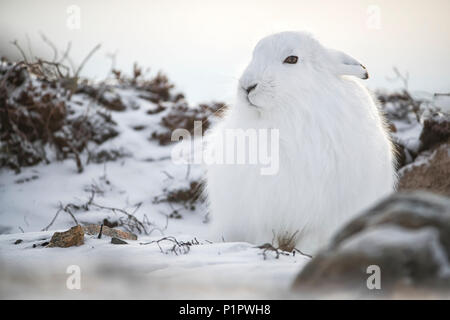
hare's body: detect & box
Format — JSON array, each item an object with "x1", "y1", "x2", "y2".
[{"x1": 206, "y1": 32, "x2": 396, "y2": 254}]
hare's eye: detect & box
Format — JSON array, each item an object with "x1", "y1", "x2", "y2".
[{"x1": 283, "y1": 56, "x2": 298, "y2": 64}]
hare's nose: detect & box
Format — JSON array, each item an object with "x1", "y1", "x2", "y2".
[{"x1": 246, "y1": 83, "x2": 258, "y2": 94}]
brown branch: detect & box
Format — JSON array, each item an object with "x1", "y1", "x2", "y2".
[
  {"x1": 75, "y1": 43, "x2": 101, "y2": 77},
  {"x1": 11, "y1": 40, "x2": 29, "y2": 63},
  {"x1": 140, "y1": 236, "x2": 203, "y2": 255}
]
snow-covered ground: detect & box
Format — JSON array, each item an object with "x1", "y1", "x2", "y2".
[
  {"x1": 0, "y1": 230, "x2": 307, "y2": 299},
  {"x1": 0, "y1": 86, "x2": 309, "y2": 299}
]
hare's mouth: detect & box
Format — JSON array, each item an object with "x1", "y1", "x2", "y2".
[
  {"x1": 246, "y1": 97, "x2": 260, "y2": 108},
  {"x1": 245, "y1": 92, "x2": 260, "y2": 108},
  {"x1": 240, "y1": 85, "x2": 261, "y2": 108}
]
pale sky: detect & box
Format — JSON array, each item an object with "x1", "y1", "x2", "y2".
[{"x1": 1, "y1": 0, "x2": 449, "y2": 104}]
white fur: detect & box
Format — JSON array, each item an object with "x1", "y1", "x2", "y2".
[{"x1": 205, "y1": 32, "x2": 396, "y2": 254}]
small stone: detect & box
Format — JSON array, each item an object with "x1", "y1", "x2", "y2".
[
  {"x1": 47, "y1": 225, "x2": 84, "y2": 248},
  {"x1": 82, "y1": 224, "x2": 137, "y2": 240},
  {"x1": 14, "y1": 239, "x2": 23, "y2": 245},
  {"x1": 111, "y1": 237, "x2": 128, "y2": 245},
  {"x1": 398, "y1": 141, "x2": 450, "y2": 197}
]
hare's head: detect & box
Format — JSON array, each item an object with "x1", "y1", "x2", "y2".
[{"x1": 238, "y1": 31, "x2": 368, "y2": 110}]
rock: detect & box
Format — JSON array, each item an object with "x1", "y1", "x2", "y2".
[
  {"x1": 47, "y1": 225, "x2": 84, "y2": 248},
  {"x1": 82, "y1": 224, "x2": 137, "y2": 240},
  {"x1": 419, "y1": 112, "x2": 450, "y2": 152},
  {"x1": 111, "y1": 237, "x2": 128, "y2": 245},
  {"x1": 14, "y1": 239, "x2": 23, "y2": 245},
  {"x1": 293, "y1": 192, "x2": 450, "y2": 298},
  {"x1": 398, "y1": 141, "x2": 450, "y2": 196}
]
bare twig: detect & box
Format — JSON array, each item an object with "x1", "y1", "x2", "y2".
[
  {"x1": 59, "y1": 41, "x2": 72, "y2": 65},
  {"x1": 98, "y1": 224, "x2": 104, "y2": 239},
  {"x1": 42, "y1": 202, "x2": 79, "y2": 231},
  {"x1": 140, "y1": 236, "x2": 203, "y2": 255},
  {"x1": 75, "y1": 43, "x2": 101, "y2": 77},
  {"x1": 256, "y1": 243, "x2": 290, "y2": 260},
  {"x1": 40, "y1": 33, "x2": 59, "y2": 62},
  {"x1": 161, "y1": 170, "x2": 174, "y2": 180},
  {"x1": 255, "y1": 240, "x2": 312, "y2": 260},
  {"x1": 387, "y1": 67, "x2": 410, "y2": 90},
  {"x1": 292, "y1": 248, "x2": 313, "y2": 259},
  {"x1": 11, "y1": 40, "x2": 29, "y2": 62}
]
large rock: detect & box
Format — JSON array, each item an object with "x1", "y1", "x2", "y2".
[
  {"x1": 398, "y1": 141, "x2": 450, "y2": 197},
  {"x1": 419, "y1": 112, "x2": 450, "y2": 152},
  {"x1": 293, "y1": 192, "x2": 450, "y2": 298},
  {"x1": 47, "y1": 226, "x2": 84, "y2": 248}
]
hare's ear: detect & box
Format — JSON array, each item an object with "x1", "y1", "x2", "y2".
[{"x1": 328, "y1": 49, "x2": 369, "y2": 79}]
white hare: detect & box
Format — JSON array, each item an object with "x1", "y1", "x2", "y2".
[{"x1": 205, "y1": 31, "x2": 396, "y2": 254}]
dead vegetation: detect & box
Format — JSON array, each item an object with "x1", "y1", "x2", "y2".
[
  {"x1": 153, "y1": 180, "x2": 205, "y2": 212},
  {"x1": 151, "y1": 101, "x2": 226, "y2": 145},
  {"x1": 377, "y1": 67, "x2": 448, "y2": 170},
  {"x1": 87, "y1": 148, "x2": 130, "y2": 164},
  {"x1": 255, "y1": 230, "x2": 313, "y2": 260},
  {"x1": 76, "y1": 84, "x2": 128, "y2": 112},
  {"x1": 0, "y1": 39, "x2": 118, "y2": 173},
  {"x1": 2, "y1": 39, "x2": 221, "y2": 241},
  {"x1": 256, "y1": 242, "x2": 312, "y2": 260},
  {"x1": 113, "y1": 63, "x2": 182, "y2": 104},
  {"x1": 140, "y1": 236, "x2": 208, "y2": 255},
  {"x1": 42, "y1": 177, "x2": 166, "y2": 236},
  {"x1": 0, "y1": 61, "x2": 119, "y2": 172},
  {"x1": 151, "y1": 162, "x2": 207, "y2": 220},
  {"x1": 1, "y1": 37, "x2": 226, "y2": 174}
]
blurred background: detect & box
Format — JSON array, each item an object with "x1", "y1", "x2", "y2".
[{"x1": 1, "y1": 0, "x2": 449, "y2": 104}]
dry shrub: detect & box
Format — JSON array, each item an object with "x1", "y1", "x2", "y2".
[
  {"x1": 1, "y1": 56, "x2": 227, "y2": 172},
  {"x1": 0, "y1": 60, "x2": 118, "y2": 172},
  {"x1": 87, "y1": 148, "x2": 129, "y2": 164},
  {"x1": 276, "y1": 231, "x2": 300, "y2": 253},
  {"x1": 76, "y1": 84, "x2": 127, "y2": 111},
  {"x1": 153, "y1": 180, "x2": 205, "y2": 212},
  {"x1": 113, "y1": 63, "x2": 182, "y2": 104},
  {"x1": 151, "y1": 101, "x2": 226, "y2": 145}
]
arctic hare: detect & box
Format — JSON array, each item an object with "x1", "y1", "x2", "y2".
[{"x1": 206, "y1": 31, "x2": 396, "y2": 254}]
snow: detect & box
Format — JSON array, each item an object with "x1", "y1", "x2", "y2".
[
  {"x1": 0, "y1": 86, "x2": 309, "y2": 299},
  {"x1": 391, "y1": 118, "x2": 423, "y2": 153},
  {"x1": 398, "y1": 148, "x2": 437, "y2": 176},
  {"x1": 0, "y1": 230, "x2": 306, "y2": 299}
]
